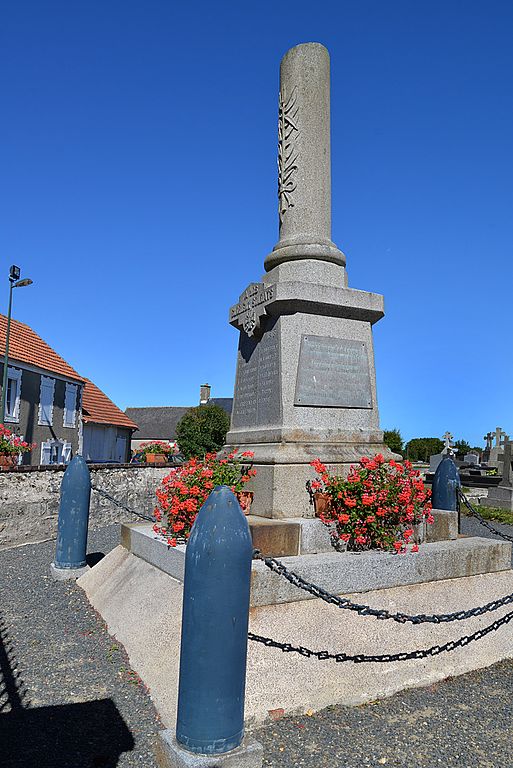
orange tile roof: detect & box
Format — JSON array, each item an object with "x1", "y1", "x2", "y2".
[
  {"x1": 82, "y1": 379, "x2": 138, "y2": 430},
  {"x1": 0, "y1": 314, "x2": 85, "y2": 382}
]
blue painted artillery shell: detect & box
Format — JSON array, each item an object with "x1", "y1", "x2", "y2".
[
  {"x1": 54, "y1": 456, "x2": 91, "y2": 568},
  {"x1": 432, "y1": 455, "x2": 460, "y2": 511},
  {"x1": 176, "y1": 485, "x2": 253, "y2": 755}
]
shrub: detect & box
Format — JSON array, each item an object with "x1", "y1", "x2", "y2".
[
  {"x1": 383, "y1": 428, "x2": 403, "y2": 456},
  {"x1": 404, "y1": 437, "x2": 444, "y2": 462},
  {"x1": 175, "y1": 404, "x2": 230, "y2": 459},
  {"x1": 308, "y1": 454, "x2": 433, "y2": 553},
  {"x1": 153, "y1": 450, "x2": 256, "y2": 546}
]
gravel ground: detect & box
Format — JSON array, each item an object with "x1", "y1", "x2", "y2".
[
  {"x1": 1, "y1": 513, "x2": 512, "y2": 768},
  {"x1": 254, "y1": 659, "x2": 513, "y2": 767},
  {"x1": 0, "y1": 524, "x2": 161, "y2": 768}
]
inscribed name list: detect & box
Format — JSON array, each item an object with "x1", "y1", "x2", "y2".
[
  {"x1": 294, "y1": 335, "x2": 372, "y2": 409},
  {"x1": 231, "y1": 328, "x2": 282, "y2": 429}
]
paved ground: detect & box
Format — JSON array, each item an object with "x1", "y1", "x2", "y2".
[{"x1": 0, "y1": 514, "x2": 512, "y2": 767}]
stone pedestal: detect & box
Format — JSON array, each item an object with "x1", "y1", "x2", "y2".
[
  {"x1": 225, "y1": 43, "x2": 395, "y2": 519},
  {"x1": 155, "y1": 732, "x2": 263, "y2": 768}
]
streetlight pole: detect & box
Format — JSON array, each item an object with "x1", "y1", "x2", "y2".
[{"x1": 1, "y1": 266, "x2": 33, "y2": 425}]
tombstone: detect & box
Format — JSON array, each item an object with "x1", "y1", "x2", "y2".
[
  {"x1": 224, "y1": 44, "x2": 396, "y2": 519},
  {"x1": 482, "y1": 440, "x2": 513, "y2": 511},
  {"x1": 488, "y1": 426, "x2": 509, "y2": 468},
  {"x1": 482, "y1": 431, "x2": 494, "y2": 463},
  {"x1": 464, "y1": 453, "x2": 479, "y2": 466},
  {"x1": 429, "y1": 453, "x2": 443, "y2": 473}
]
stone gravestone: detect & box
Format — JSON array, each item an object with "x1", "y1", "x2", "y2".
[
  {"x1": 488, "y1": 426, "x2": 509, "y2": 468},
  {"x1": 225, "y1": 43, "x2": 396, "y2": 519},
  {"x1": 482, "y1": 431, "x2": 494, "y2": 464},
  {"x1": 482, "y1": 440, "x2": 513, "y2": 511},
  {"x1": 429, "y1": 432, "x2": 453, "y2": 473},
  {"x1": 464, "y1": 453, "x2": 479, "y2": 466},
  {"x1": 429, "y1": 454, "x2": 443, "y2": 473}
]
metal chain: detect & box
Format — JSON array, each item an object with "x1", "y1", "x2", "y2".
[
  {"x1": 248, "y1": 607, "x2": 513, "y2": 663},
  {"x1": 90, "y1": 485, "x2": 156, "y2": 524},
  {"x1": 458, "y1": 489, "x2": 513, "y2": 543},
  {"x1": 253, "y1": 550, "x2": 513, "y2": 624}
]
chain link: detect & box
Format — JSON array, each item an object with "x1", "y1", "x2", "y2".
[
  {"x1": 90, "y1": 485, "x2": 156, "y2": 524},
  {"x1": 248, "y1": 608, "x2": 513, "y2": 663},
  {"x1": 88, "y1": 486, "x2": 513, "y2": 663},
  {"x1": 459, "y1": 489, "x2": 513, "y2": 543},
  {"x1": 253, "y1": 549, "x2": 513, "y2": 624}
]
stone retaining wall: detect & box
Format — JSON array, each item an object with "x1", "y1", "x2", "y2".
[{"x1": 0, "y1": 464, "x2": 172, "y2": 549}]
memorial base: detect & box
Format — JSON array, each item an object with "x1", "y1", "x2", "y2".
[{"x1": 226, "y1": 274, "x2": 397, "y2": 519}]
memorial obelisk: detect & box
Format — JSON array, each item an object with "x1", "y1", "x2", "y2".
[{"x1": 225, "y1": 43, "x2": 395, "y2": 519}]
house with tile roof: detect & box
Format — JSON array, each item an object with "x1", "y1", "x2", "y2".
[
  {"x1": 125, "y1": 384, "x2": 233, "y2": 452},
  {"x1": 0, "y1": 315, "x2": 137, "y2": 465}
]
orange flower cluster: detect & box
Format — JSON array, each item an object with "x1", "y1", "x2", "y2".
[
  {"x1": 308, "y1": 454, "x2": 433, "y2": 554},
  {"x1": 153, "y1": 451, "x2": 256, "y2": 546}
]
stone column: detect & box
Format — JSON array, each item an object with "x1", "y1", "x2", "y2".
[{"x1": 265, "y1": 43, "x2": 345, "y2": 271}]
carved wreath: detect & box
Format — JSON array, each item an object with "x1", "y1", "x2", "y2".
[{"x1": 278, "y1": 86, "x2": 299, "y2": 225}]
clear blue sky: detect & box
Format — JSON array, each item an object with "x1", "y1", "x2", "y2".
[{"x1": 1, "y1": 1, "x2": 512, "y2": 447}]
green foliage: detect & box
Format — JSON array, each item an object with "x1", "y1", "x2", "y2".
[
  {"x1": 453, "y1": 439, "x2": 471, "y2": 457},
  {"x1": 383, "y1": 429, "x2": 403, "y2": 456},
  {"x1": 175, "y1": 404, "x2": 230, "y2": 459},
  {"x1": 462, "y1": 505, "x2": 513, "y2": 527},
  {"x1": 404, "y1": 437, "x2": 444, "y2": 462}
]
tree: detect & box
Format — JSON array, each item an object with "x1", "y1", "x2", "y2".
[
  {"x1": 404, "y1": 437, "x2": 444, "y2": 462},
  {"x1": 383, "y1": 428, "x2": 403, "y2": 456},
  {"x1": 175, "y1": 404, "x2": 230, "y2": 459},
  {"x1": 453, "y1": 439, "x2": 471, "y2": 457}
]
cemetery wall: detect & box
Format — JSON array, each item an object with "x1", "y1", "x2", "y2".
[{"x1": 0, "y1": 464, "x2": 171, "y2": 549}]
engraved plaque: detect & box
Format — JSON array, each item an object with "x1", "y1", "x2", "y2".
[
  {"x1": 231, "y1": 326, "x2": 282, "y2": 428},
  {"x1": 294, "y1": 335, "x2": 372, "y2": 408}
]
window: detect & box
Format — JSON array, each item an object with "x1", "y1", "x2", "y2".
[
  {"x1": 63, "y1": 383, "x2": 77, "y2": 428},
  {"x1": 4, "y1": 367, "x2": 22, "y2": 423},
  {"x1": 38, "y1": 376, "x2": 55, "y2": 426},
  {"x1": 41, "y1": 440, "x2": 72, "y2": 465}
]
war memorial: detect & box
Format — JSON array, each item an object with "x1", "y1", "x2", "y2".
[{"x1": 77, "y1": 43, "x2": 513, "y2": 766}]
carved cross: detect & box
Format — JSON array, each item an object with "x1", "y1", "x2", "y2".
[
  {"x1": 484, "y1": 431, "x2": 494, "y2": 450},
  {"x1": 442, "y1": 431, "x2": 454, "y2": 453},
  {"x1": 495, "y1": 426, "x2": 507, "y2": 447}
]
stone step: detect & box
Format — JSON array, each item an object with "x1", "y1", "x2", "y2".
[{"x1": 120, "y1": 523, "x2": 511, "y2": 608}]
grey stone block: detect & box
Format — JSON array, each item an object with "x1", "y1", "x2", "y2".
[
  {"x1": 296, "y1": 518, "x2": 334, "y2": 554},
  {"x1": 155, "y1": 732, "x2": 263, "y2": 768},
  {"x1": 123, "y1": 524, "x2": 512, "y2": 610},
  {"x1": 249, "y1": 537, "x2": 512, "y2": 607},
  {"x1": 121, "y1": 522, "x2": 186, "y2": 582},
  {"x1": 50, "y1": 562, "x2": 90, "y2": 581},
  {"x1": 426, "y1": 509, "x2": 459, "y2": 542},
  {"x1": 481, "y1": 486, "x2": 513, "y2": 511}
]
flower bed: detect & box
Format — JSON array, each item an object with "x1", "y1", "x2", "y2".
[
  {"x1": 308, "y1": 454, "x2": 433, "y2": 553},
  {"x1": 153, "y1": 451, "x2": 256, "y2": 546}
]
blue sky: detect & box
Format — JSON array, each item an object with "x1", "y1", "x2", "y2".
[{"x1": 1, "y1": 1, "x2": 512, "y2": 447}]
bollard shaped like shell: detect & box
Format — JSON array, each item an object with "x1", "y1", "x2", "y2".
[
  {"x1": 176, "y1": 485, "x2": 253, "y2": 755},
  {"x1": 54, "y1": 455, "x2": 91, "y2": 569},
  {"x1": 432, "y1": 455, "x2": 460, "y2": 512}
]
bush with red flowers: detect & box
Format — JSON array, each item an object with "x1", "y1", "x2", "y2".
[
  {"x1": 0, "y1": 424, "x2": 35, "y2": 457},
  {"x1": 153, "y1": 451, "x2": 256, "y2": 546},
  {"x1": 308, "y1": 454, "x2": 433, "y2": 553}
]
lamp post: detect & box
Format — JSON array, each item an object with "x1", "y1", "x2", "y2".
[{"x1": 1, "y1": 266, "x2": 33, "y2": 425}]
